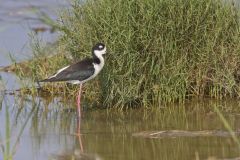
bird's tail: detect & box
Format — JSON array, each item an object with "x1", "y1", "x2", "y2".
[
  {"x1": 38, "y1": 78, "x2": 56, "y2": 82},
  {"x1": 39, "y1": 79, "x2": 48, "y2": 82},
  {"x1": 38, "y1": 74, "x2": 64, "y2": 83}
]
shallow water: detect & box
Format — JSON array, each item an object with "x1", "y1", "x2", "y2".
[
  {"x1": 0, "y1": 1, "x2": 240, "y2": 160},
  {"x1": 1, "y1": 96, "x2": 240, "y2": 160}
]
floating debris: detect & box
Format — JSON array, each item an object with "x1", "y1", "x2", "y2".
[
  {"x1": 133, "y1": 130, "x2": 240, "y2": 138},
  {"x1": 31, "y1": 26, "x2": 55, "y2": 34},
  {"x1": 50, "y1": 150, "x2": 102, "y2": 160},
  {"x1": 0, "y1": 61, "x2": 30, "y2": 73}
]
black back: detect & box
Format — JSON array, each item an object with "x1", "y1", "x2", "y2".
[{"x1": 41, "y1": 58, "x2": 95, "y2": 82}]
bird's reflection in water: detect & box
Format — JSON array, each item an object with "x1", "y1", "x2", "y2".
[
  {"x1": 50, "y1": 116, "x2": 102, "y2": 160},
  {"x1": 77, "y1": 116, "x2": 84, "y2": 153}
]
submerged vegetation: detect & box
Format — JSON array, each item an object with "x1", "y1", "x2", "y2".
[{"x1": 15, "y1": 0, "x2": 240, "y2": 107}]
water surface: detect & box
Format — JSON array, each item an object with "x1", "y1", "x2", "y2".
[{"x1": 1, "y1": 96, "x2": 240, "y2": 160}]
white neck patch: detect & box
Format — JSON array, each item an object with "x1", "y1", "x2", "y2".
[{"x1": 94, "y1": 47, "x2": 106, "y2": 59}]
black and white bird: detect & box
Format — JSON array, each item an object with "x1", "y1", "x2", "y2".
[{"x1": 40, "y1": 43, "x2": 106, "y2": 117}]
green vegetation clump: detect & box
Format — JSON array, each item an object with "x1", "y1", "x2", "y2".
[{"x1": 35, "y1": 0, "x2": 240, "y2": 107}]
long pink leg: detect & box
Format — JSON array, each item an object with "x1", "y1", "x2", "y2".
[{"x1": 77, "y1": 83, "x2": 83, "y2": 118}]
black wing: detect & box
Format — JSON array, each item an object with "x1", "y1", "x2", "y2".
[{"x1": 41, "y1": 58, "x2": 95, "y2": 82}]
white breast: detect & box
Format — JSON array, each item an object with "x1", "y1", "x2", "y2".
[
  {"x1": 90, "y1": 50, "x2": 105, "y2": 81},
  {"x1": 92, "y1": 61, "x2": 104, "y2": 77}
]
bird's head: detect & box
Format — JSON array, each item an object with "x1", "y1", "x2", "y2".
[{"x1": 92, "y1": 43, "x2": 106, "y2": 58}]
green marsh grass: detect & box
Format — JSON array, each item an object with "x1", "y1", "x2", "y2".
[
  {"x1": 0, "y1": 96, "x2": 37, "y2": 160},
  {"x1": 18, "y1": 0, "x2": 240, "y2": 108},
  {"x1": 214, "y1": 106, "x2": 240, "y2": 150}
]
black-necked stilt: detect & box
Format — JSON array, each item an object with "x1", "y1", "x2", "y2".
[{"x1": 40, "y1": 43, "x2": 106, "y2": 117}]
